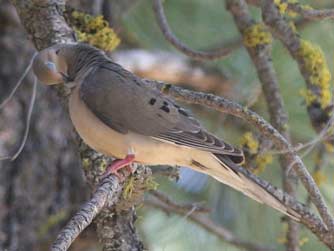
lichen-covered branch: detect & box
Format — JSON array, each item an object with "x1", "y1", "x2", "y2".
[
  {"x1": 51, "y1": 176, "x2": 122, "y2": 251},
  {"x1": 11, "y1": 0, "x2": 74, "y2": 50},
  {"x1": 225, "y1": 0, "x2": 299, "y2": 249},
  {"x1": 306, "y1": 145, "x2": 326, "y2": 208},
  {"x1": 261, "y1": 0, "x2": 334, "y2": 234},
  {"x1": 287, "y1": 3, "x2": 334, "y2": 20},
  {"x1": 261, "y1": 0, "x2": 334, "y2": 147}
]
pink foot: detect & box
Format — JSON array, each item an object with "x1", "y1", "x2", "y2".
[{"x1": 102, "y1": 154, "x2": 135, "y2": 181}]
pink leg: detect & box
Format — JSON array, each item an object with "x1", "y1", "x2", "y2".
[{"x1": 102, "y1": 154, "x2": 135, "y2": 180}]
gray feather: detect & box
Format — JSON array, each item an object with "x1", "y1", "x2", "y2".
[{"x1": 80, "y1": 62, "x2": 244, "y2": 162}]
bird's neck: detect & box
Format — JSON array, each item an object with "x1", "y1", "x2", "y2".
[{"x1": 66, "y1": 46, "x2": 109, "y2": 83}]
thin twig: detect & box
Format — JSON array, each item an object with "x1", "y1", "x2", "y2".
[
  {"x1": 267, "y1": 114, "x2": 334, "y2": 155},
  {"x1": 0, "y1": 52, "x2": 37, "y2": 110},
  {"x1": 0, "y1": 76, "x2": 37, "y2": 161},
  {"x1": 306, "y1": 145, "x2": 326, "y2": 208},
  {"x1": 152, "y1": 0, "x2": 240, "y2": 60},
  {"x1": 288, "y1": 4, "x2": 334, "y2": 20},
  {"x1": 149, "y1": 190, "x2": 211, "y2": 214},
  {"x1": 51, "y1": 176, "x2": 122, "y2": 251},
  {"x1": 145, "y1": 195, "x2": 275, "y2": 251}
]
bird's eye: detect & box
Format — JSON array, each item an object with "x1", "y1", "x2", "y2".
[
  {"x1": 45, "y1": 61, "x2": 57, "y2": 72},
  {"x1": 55, "y1": 49, "x2": 60, "y2": 55}
]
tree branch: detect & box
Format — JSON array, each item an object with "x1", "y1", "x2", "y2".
[
  {"x1": 143, "y1": 79, "x2": 334, "y2": 248},
  {"x1": 261, "y1": 0, "x2": 334, "y2": 144},
  {"x1": 225, "y1": 0, "x2": 299, "y2": 250},
  {"x1": 145, "y1": 191, "x2": 275, "y2": 251},
  {"x1": 51, "y1": 176, "x2": 122, "y2": 251},
  {"x1": 287, "y1": 4, "x2": 334, "y2": 20},
  {"x1": 261, "y1": 0, "x2": 334, "y2": 233},
  {"x1": 149, "y1": 190, "x2": 211, "y2": 214},
  {"x1": 152, "y1": 0, "x2": 240, "y2": 60},
  {"x1": 11, "y1": 1, "x2": 147, "y2": 250}
]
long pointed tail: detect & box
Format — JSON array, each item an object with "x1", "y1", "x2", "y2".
[{"x1": 192, "y1": 153, "x2": 300, "y2": 221}]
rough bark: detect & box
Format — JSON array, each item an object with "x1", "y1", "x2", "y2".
[{"x1": 0, "y1": 1, "x2": 86, "y2": 250}]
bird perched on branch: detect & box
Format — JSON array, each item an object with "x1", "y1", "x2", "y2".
[{"x1": 32, "y1": 43, "x2": 300, "y2": 220}]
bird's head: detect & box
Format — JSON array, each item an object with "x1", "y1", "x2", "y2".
[{"x1": 32, "y1": 44, "x2": 71, "y2": 85}]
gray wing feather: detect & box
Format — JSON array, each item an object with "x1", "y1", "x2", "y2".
[{"x1": 80, "y1": 62, "x2": 244, "y2": 162}]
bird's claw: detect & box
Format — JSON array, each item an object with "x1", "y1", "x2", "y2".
[{"x1": 101, "y1": 153, "x2": 135, "y2": 182}]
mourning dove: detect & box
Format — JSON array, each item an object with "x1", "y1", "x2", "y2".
[{"x1": 32, "y1": 43, "x2": 300, "y2": 220}]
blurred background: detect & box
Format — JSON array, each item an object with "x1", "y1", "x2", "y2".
[{"x1": 0, "y1": 0, "x2": 333, "y2": 250}]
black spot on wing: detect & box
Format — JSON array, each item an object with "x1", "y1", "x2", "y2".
[
  {"x1": 133, "y1": 79, "x2": 142, "y2": 86},
  {"x1": 160, "y1": 105, "x2": 170, "y2": 113},
  {"x1": 149, "y1": 98, "x2": 156, "y2": 105},
  {"x1": 191, "y1": 159, "x2": 209, "y2": 170},
  {"x1": 214, "y1": 154, "x2": 242, "y2": 176},
  {"x1": 228, "y1": 154, "x2": 245, "y2": 165},
  {"x1": 215, "y1": 153, "x2": 244, "y2": 166},
  {"x1": 178, "y1": 108, "x2": 189, "y2": 117}
]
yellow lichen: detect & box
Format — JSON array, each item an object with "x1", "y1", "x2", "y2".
[
  {"x1": 277, "y1": 224, "x2": 308, "y2": 247},
  {"x1": 282, "y1": 123, "x2": 289, "y2": 131},
  {"x1": 297, "y1": 40, "x2": 332, "y2": 109},
  {"x1": 287, "y1": 9, "x2": 298, "y2": 18},
  {"x1": 299, "y1": 88, "x2": 318, "y2": 106},
  {"x1": 122, "y1": 175, "x2": 158, "y2": 200},
  {"x1": 299, "y1": 236, "x2": 309, "y2": 247},
  {"x1": 144, "y1": 176, "x2": 159, "y2": 191},
  {"x1": 243, "y1": 23, "x2": 272, "y2": 48},
  {"x1": 82, "y1": 157, "x2": 92, "y2": 170},
  {"x1": 276, "y1": 223, "x2": 288, "y2": 244},
  {"x1": 274, "y1": 0, "x2": 288, "y2": 15},
  {"x1": 123, "y1": 176, "x2": 135, "y2": 199},
  {"x1": 287, "y1": 3, "x2": 313, "y2": 17},
  {"x1": 324, "y1": 141, "x2": 334, "y2": 153},
  {"x1": 37, "y1": 210, "x2": 68, "y2": 237},
  {"x1": 312, "y1": 170, "x2": 327, "y2": 186},
  {"x1": 161, "y1": 83, "x2": 172, "y2": 94},
  {"x1": 274, "y1": 0, "x2": 299, "y2": 17},
  {"x1": 301, "y1": 4, "x2": 313, "y2": 11},
  {"x1": 288, "y1": 21, "x2": 297, "y2": 33},
  {"x1": 241, "y1": 132, "x2": 273, "y2": 174},
  {"x1": 240, "y1": 132, "x2": 259, "y2": 154},
  {"x1": 276, "y1": 236, "x2": 287, "y2": 244},
  {"x1": 254, "y1": 154, "x2": 273, "y2": 174},
  {"x1": 71, "y1": 11, "x2": 120, "y2": 51}
]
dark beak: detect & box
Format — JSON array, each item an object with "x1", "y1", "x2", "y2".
[{"x1": 60, "y1": 72, "x2": 71, "y2": 82}]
